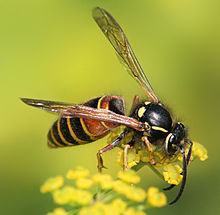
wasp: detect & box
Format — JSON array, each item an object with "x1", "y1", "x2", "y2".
[{"x1": 21, "y1": 7, "x2": 193, "y2": 205}]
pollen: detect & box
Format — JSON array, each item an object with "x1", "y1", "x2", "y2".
[
  {"x1": 40, "y1": 176, "x2": 64, "y2": 193},
  {"x1": 163, "y1": 164, "x2": 183, "y2": 185},
  {"x1": 147, "y1": 187, "x2": 167, "y2": 207}
]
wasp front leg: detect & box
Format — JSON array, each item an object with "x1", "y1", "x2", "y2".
[{"x1": 142, "y1": 136, "x2": 156, "y2": 165}]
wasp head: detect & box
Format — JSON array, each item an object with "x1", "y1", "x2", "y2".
[{"x1": 164, "y1": 122, "x2": 186, "y2": 155}]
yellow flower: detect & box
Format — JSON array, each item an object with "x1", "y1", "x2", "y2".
[
  {"x1": 163, "y1": 164, "x2": 183, "y2": 185},
  {"x1": 147, "y1": 187, "x2": 167, "y2": 207},
  {"x1": 74, "y1": 189, "x2": 92, "y2": 205},
  {"x1": 53, "y1": 186, "x2": 76, "y2": 205},
  {"x1": 92, "y1": 173, "x2": 113, "y2": 190},
  {"x1": 113, "y1": 180, "x2": 146, "y2": 202},
  {"x1": 124, "y1": 207, "x2": 147, "y2": 215},
  {"x1": 110, "y1": 198, "x2": 127, "y2": 214},
  {"x1": 46, "y1": 208, "x2": 67, "y2": 215},
  {"x1": 136, "y1": 211, "x2": 147, "y2": 215},
  {"x1": 66, "y1": 166, "x2": 90, "y2": 179},
  {"x1": 78, "y1": 207, "x2": 93, "y2": 215},
  {"x1": 139, "y1": 149, "x2": 150, "y2": 163},
  {"x1": 53, "y1": 186, "x2": 92, "y2": 206},
  {"x1": 76, "y1": 177, "x2": 93, "y2": 189},
  {"x1": 125, "y1": 186, "x2": 147, "y2": 202},
  {"x1": 112, "y1": 180, "x2": 131, "y2": 195},
  {"x1": 192, "y1": 142, "x2": 208, "y2": 161},
  {"x1": 40, "y1": 176, "x2": 64, "y2": 193},
  {"x1": 79, "y1": 202, "x2": 110, "y2": 215},
  {"x1": 117, "y1": 170, "x2": 140, "y2": 184},
  {"x1": 117, "y1": 148, "x2": 140, "y2": 168}
]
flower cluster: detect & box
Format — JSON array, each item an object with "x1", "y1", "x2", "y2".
[
  {"x1": 110, "y1": 127, "x2": 208, "y2": 186},
  {"x1": 41, "y1": 167, "x2": 167, "y2": 215}
]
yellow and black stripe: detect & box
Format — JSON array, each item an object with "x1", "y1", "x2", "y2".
[
  {"x1": 47, "y1": 96, "x2": 125, "y2": 148},
  {"x1": 48, "y1": 117, "x2": 93, "y2": 148}
]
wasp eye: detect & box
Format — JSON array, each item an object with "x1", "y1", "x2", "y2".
[
  {"x1": 165, "y1": 133, "x2": 177, "y2": 155},
  {"x1": 169, "y1": 135, "x2": 176, "y2": 144}
]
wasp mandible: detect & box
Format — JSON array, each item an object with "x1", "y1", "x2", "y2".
[{"x1": 21, "y1": 7, "x2": 193, "y2": 205}]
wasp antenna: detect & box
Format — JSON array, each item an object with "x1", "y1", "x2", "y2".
[
  {"x1": 163, "y1": 184, "x2": 176, "y2": 191},
  {"x1": 185, "y1": 139, "x2": 193, "y2": 165},
  {"x1": 168, "y1": 147, "x2": 187, "y2": 205},
  {"x1": 164, "y1": 140, "x2": 193, "y2": 193}
]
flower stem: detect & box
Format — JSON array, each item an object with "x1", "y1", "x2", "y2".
[{"x1": 145, "y1": 162, "x2": 164, "y2": 180}]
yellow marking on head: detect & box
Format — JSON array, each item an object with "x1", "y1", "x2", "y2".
[
  {"x1": 57, "y1": 118, "x2": 73, "y2": 146},
  {"x1": 151, "y1": 126, "x2": 168, "y2": 133},
  {"x1": 67, "y1": 117, "x2": 87, "y2": 144},
  {"x1": 165, "y1": 133, "x2": 172, "y2": 146},
  {"x1": 138, "y1": 106, "x2": 146, "y2": 118},
  {"x1": 144, "y1": 101, "x2": 151, "y2": 105}
]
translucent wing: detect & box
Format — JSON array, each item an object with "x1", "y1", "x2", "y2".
[
  {"x1": 21, "y1": 98, "x2": 144, "y2": 131},
  {"x1": 92, "y1": 7, "x2": 159, "y2": 103}
]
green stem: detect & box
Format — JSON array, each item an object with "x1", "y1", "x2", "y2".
[
  {"x1": 132, "y1": 161, "x2": 164, "y2": 181},
  {"x1": 132, "y1": 162, "x2": 145, "y2": 171},
  {"x1": 67, "y1": 208, "x2": 80, "y2": 215},
  {"x1": 145, "y1": 162, "x2": 164, "y2": 181}
]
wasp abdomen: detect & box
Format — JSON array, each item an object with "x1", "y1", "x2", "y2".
[{"x1": 47, "y1": 96, "x2": 125, "y2": 148}]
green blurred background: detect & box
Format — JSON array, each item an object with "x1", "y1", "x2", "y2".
[{"x1": 0, "y1": 0, "x2": 219, "y2": 214}]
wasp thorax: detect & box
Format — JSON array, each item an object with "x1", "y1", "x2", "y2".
[{"x1": 133, "y1": 102, "x2": 173, "y2": 140}]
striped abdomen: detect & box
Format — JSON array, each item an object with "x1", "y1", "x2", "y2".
[{"x1": 47, "y1": 96, "x2": 125, "y2": 148}]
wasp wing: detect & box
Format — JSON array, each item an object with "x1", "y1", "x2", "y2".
[
  {"x1": 92, "y1": 7, "x2": 159, "y2": 103},
  {"x1": 21, "y1": 98, "x2": 144, "y2": 131}
]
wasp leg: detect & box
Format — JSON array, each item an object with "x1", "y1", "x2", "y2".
[
  {"x1": 97, "y1": 130, "x2": 130, "y2": 172},
  {"x1": 130, "y1": 95, "x2": 140, "y2": 114},
  {"x1": 142, "y1": 136, "x2": 156, "y2": 165},
  {"x1": 123, "y1": 144, "x2": 131, "y2": 170}
]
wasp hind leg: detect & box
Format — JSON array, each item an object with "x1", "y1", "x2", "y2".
[{"x1": 97, "y1": 130, "x2": 130, "y2": 172}]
